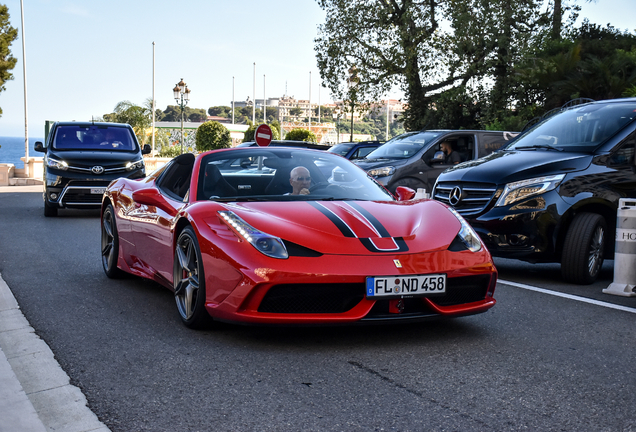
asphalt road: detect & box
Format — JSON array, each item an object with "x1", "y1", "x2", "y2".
[{"x1": 1, "y1": 187, "x2": 635, "y2": 431}]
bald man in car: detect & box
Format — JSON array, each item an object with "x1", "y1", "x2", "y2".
[{"x1": 289, "y1": 166, "x2": 311, "y2": 195}]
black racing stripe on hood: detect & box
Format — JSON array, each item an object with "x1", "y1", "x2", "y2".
[
  {"x1": 346, "y1": 201, "x2": 391, "y2": 237},
  {"x1": 308, "y1": 202, "x2": 356, "y2": 238}
]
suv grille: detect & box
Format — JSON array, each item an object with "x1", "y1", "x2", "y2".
[
  {"x1": 434, "y1": 182, "x2": 498, "y2": 216},
  {"x1": 59, "y1": 181, "x2": 111, "y2": 206}
]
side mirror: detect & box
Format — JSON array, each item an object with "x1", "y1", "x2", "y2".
[
  {"x1": 132, "y1": 188, "x2": 167, "y2": 209},
  {"x1": 142, "y1": 144, "x2": 152, "y2": 155},
  {"x1": 395, "y1": 186, "x2": 416, "y2": 201},
  {"x1": 34, "y1": 141, "x2": 45, "y2": 153},
  {"x1": 430, "y1": 151, "x2": 445, "y2": 164}
]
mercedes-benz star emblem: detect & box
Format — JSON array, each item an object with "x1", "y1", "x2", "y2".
[
  {"x1": 449, "y1": 186, "x2": 463, "y2": 206},
  {"x1": 92, "y1": 166, "x2": 104, "y2": 174}
]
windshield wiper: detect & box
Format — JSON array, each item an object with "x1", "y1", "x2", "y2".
[{"x1": 514, "y1": 144, "x2": 563, "y2": 152}]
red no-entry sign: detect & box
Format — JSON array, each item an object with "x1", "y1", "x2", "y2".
[{"x1": 255, "y1": 124, "x2": 273, "y2": 147}]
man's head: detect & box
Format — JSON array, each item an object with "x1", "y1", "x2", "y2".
[
  {"x1": 440, "y1": 141, "x2": 453, "y2": 154},
  {"x1": 289, "y1": 166, "x2": 311, "y2": 195}
]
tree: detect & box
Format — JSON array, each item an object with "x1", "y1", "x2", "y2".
[
  {"x1": 285, "y1": 128, "x2": 317, "y2": 142},
  {"x1": 0, "y1": 4, "x2": 18, "y2": 118},
  {"x1": 195, "y1": 121, "x2": 231, "y2": 151},
  {"x1": 103, "y1": 100, "x2": 151, "y2": 144}
]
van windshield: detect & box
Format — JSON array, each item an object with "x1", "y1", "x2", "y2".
[
  {"x1": 506, "y1": 101, "x2": 636, "y2": 152},
  {"x1": 364, "y1": 131, "x2": 442, "y2": 159},
  {"x1": 53, "y1": 125, "x2": 137, "y2": 151}
]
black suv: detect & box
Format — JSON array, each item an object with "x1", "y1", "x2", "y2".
[
  {"x1": 35, "y1": 122, "x2": 150, "y2": 216},
  {"x1": 433, "y1": 98, "x2": 636, "y2": 284},
  {"x1": 354, "y1": 130, "x2": 517, "y2": 194}
]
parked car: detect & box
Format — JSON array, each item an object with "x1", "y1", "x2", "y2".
[
  {"x1": 433, "y1": 98, "x2": 636, "y2": 284},
  {"x1": 101, "y1": 146, "x2": 497, "y2": 328},
  {"x1": 327, "y1": 140, "x2": 383, "y2": 160},
  {"x1": 34, "y1": 122, "x2": 150, "y2": 217},
  {"x1": 354, "y1": 130, "x2": 517, "y2": 194}
]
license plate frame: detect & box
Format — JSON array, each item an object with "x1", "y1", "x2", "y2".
[{"x1": 365, "y1": 273, "x2": 447, "y2": 299}]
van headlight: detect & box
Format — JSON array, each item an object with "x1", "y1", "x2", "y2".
[
  {"x1": 367, "y1": 166, "x2": 395, "y2": 178},
  {"x1": 45, "y1": 156, "x2": 68, "y2": 171},
  {"x1": 496, "y1": 174, "x2": 565, "y2": 207},
  {"x1": 126, "y1": 159, "x2": 145, "y2": 171},
  {"x1": 447, "y1": 207, "x2": 482, "y2": 252}
]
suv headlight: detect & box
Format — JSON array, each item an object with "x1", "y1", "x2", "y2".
[
  {"x1": 367, "y1": 166, "x2": 395, "y2": 178},
  {"x1": 45, "y1": 156, "x2": 68, "y2": 171},
  {"x1": 126, "y1": 159, "x2": 145, "y2": 171},
  {"x1": 218, "y1": 211, "x2": 288, "y2": 259},
  {"x1": 447, "y1": 207, "x2": 482, "y2": 252},
  {"x1": 496, "y1": 174, "x2": 565, "y2": 207}
]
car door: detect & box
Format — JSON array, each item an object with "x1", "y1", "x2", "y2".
[{"x1": 131, "y1": 154, "x2": 194, "y2": 284}]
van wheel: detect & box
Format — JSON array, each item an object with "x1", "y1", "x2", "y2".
[
  {"x1": 561, "y1": 213, "x2": 606, "y2": 284},
  {"x1": 44, "y1": 201, "x2": 58, "y2": 217}
]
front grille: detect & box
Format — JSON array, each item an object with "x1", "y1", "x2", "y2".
[
  {"x1": 258, "y1": 274, "x2": 492, "y2": 315},
  {"x1": 258, "y1": 283, "x2": 364, "y2": 314},
  {"x1": 59, "y1": 181, "x2": 111, "y2": 206},
  {"x1": 434, "y1": 181, "x2": 498, "y2": 216},
  {"x1": 430, "y1": 274, "x2": 491, "y2": 306}
]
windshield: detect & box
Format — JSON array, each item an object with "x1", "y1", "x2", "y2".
[
  {"x1": 197, "y1": 148, "x2": 393, "y2": 202},
  {"x1": 364, "y1": 131, "x2": 442, "y2": 159},
  {"x1": 52, "y1": 125, "x2": 137, "y2": 151},
  {"x1": 327, "y1": 143, "x2": 355, "y2": 156},
  {"x1": 506, "y1": 101, "x2": 636, "y2": 152}
]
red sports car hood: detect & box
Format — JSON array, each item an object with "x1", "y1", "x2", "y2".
[{"x1": 215, "y1": 200, "x2": 461, "y2": 255}]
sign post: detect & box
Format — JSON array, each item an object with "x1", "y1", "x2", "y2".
[{"x1": 255, "y1": 124, "x2": 273, "y2": 147}]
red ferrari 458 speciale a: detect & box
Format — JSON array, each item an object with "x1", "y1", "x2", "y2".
[{"x1": 101, "y1": 146, "x2": 496, "y2": 328}]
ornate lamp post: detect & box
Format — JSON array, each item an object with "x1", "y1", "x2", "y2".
[{"x1": 173, "y1": 78, "x2": 191, "y2": 154}]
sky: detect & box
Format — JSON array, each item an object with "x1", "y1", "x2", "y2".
[{"x1": 0, "y1": 0, "x2": 634, "y2": 138}]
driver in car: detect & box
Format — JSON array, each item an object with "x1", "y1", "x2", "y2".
[{"x1": 289, "y1": 166, "x2": 311, "y2": 195}]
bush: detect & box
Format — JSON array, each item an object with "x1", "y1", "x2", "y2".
[
  {"x1": 284, "y1": 128, "x2": 317, "y2": 142},
  {"x1": 196, "y1": 121, "x2": 231, "y2": 151}
]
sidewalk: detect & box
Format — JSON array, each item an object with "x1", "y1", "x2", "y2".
[{"x1": 0, "y1": 273, "x2": 109, "y2": 432}]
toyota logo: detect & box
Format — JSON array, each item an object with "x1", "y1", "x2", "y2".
[
  {"x1": 449, "y1": 186, "x2": 463, "y2": 206},
  {"x1": 92, "y1": 166, "x2": 104, "y2": 174}
]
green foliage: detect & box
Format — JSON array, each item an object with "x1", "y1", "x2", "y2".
[
  {"x1": 0, "y1": 4, "x2": 18, "y2": 117},
  {"x1": 159, "y1": 105, "x2": 207, "y2": 122},
  {"x1": 103, "y1": 100, "x2": 151, "y2": 144},
  {"x1": 195, "y1": 121, "x2": 231, "y2": 151},
  {"x1": 158, "y1": 144, "x2": 183, "y2": 158},
  {"x1": 285, "y1": 128, "x2": 317, "y2": 142}
]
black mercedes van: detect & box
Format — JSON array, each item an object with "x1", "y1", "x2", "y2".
[
  {"x1": 354, "y1": 130, "x2": 517, "y2": 194},
  {"x1": 433, "y1": 98, "x2": 636, "y2": 284},
  {"x1": 35, "y1": 122, "x2": 151, "y2": 216}
]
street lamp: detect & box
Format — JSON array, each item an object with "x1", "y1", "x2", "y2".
[{"x1": 173, "y1": 78, "x2": 190, "y2": 154}]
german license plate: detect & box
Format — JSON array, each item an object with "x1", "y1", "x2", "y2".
[
  {"x1": 366, "y1": 274, "x2": 446, "y2": 298},
  {"x1": 90, "y1": 187, "x2": 106, "y2": 194}
]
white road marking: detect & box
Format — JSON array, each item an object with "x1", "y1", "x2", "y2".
[{"x1": 498, "y1": 279, "x2": 636, "y2": 314}]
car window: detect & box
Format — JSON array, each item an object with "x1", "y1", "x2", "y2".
[
  {"x1": 365, "y1": 132, "x2": 442, "y2": 159},
  {"x1": 197, "y1": 148, "x2": 393, "y2": 202},
  {"x1": 506, "y1": 102, "x2": 636, "y2": 152},
  {"x1": 52, "y1": 125, "x2": 137, "y2": 151},
  {"x1": 478, "y1": 132, "x2": 517, "y2": 158},
  {"x1": 327, "y1": 143, "x2": 355, "y2": 156},
  {"x1": 609, "y1": 131, "x2": 636, "y2": 166},
  {"x1": 355, "y1": 146, "x2": 377, "y2": 159},
  {"x1": 157, "y1": 153, "x2": 195, "y2": 201}
]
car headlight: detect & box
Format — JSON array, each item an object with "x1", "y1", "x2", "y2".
[
  {"x1": 126, "y1": 159, "x2": 145, "y2": 171},
  {"x1": 495, "y1": 174, "x2": 565, "y2": 207},
  {"x1": 218, "y1": 211, "x2": 288, "y2": 259},
  {"x1": 45, "y1": 156, "x2": 68, "y2": 171},
  {"x1": 447, "y1": 207, "x2": 482, "y2": 252},
  {"x1": 367, "y1": 166, "x2": 395, "y2": 178}
]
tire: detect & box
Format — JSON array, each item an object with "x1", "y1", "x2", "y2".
[
  {"x1": 44, "y1": 200, "x2": 58, "y2": 217},
  {"x1": 173, "y1": 226, "x2": 212, "y2": 329},
  {"x1": 101, "y1": 204, "x2": 125, "y2": 278},
  {"x1": 561, "y1": 212, "x2": 607, "y2": 284}
]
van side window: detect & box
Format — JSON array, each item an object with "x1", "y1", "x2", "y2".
[
  {"x1": 479, "y1": 133, "x2": 515, "y2": 158},
  {"x1": 609, "y1": 132, "x2": 636, "y2": 166}
]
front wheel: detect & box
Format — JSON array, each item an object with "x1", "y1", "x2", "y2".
[
  {"x1": 101, "y1": 204, "x2": 125, "y2": 278},
  {"x1": 561, "y1": 212, "x2": 607, "y2": 284},
  {"x1": 173, "y1": 226, "x2": 212, "y2": 329}
]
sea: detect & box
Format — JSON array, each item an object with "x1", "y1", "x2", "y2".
[{"x1": 0, "y1": 136, "x2": 43, "y2": 168}]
